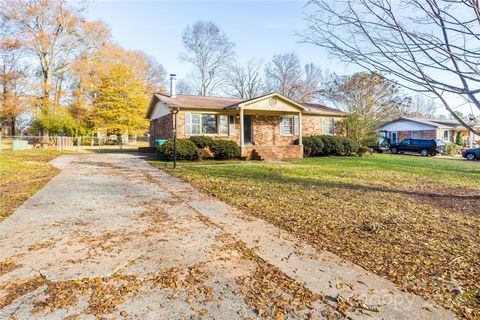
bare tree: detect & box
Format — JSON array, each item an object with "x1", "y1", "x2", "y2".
[
  {"x1": 0, "y1": 0, "x2": 87, "y2": 115},
  {"x1": 401, "y1": 95, "x2": 438, "y2": 118},
  {"x1": 224, "y1": 59, "x2": 265, "y2": 99},
  {"x1": 265, "y1": 52, "x2": 326, "y2": 102},
  {"x1": 327, "y1": 71, "x2": 407, "y2": 143},
  {"x1": 302, "y1": 0, "x2": 480, "y2": 134},
  {"x1": 179, "y1": 21, "x2": 234, "y2": 96},
  {"x1": 265, "y1": 52, "x2": 303, "y2": 99},
  {"x1": 176, "y1": 79, "x2": 194, "y2": 95}
]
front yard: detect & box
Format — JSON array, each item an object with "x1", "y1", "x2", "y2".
[
  {"x1": 153, "y1": 154, "x2": 480, "y2": 319},
  {"x1": 0, "y1": 151, "x2": 62, "y2": 221}
]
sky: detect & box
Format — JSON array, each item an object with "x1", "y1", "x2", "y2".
[
  {"x1": 84, "y1": 0, "x2": 475, "y2": 117},
  {"x1": 85, "y1": 1, "x2": 356, "y2": 79}
]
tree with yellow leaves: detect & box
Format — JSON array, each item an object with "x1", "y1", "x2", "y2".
[{"x1": 93, "y1": 62, "x2": 149, "y2": 137}]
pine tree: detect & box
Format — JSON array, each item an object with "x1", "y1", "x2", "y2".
[{"x1": 455, "y1": 132, "x2": 464, "y2": 146}]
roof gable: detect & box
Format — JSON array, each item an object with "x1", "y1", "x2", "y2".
[
  {"x1": 146, "y1": 92, "x2": 346, "y2": 118},
  {"x1": 234, "y1": 93, "x2": 307, "y2": 112}
]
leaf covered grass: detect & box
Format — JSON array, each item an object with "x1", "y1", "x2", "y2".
[
  {"x1": 0, "y1": 150, "x2": 62, "y2": 221},
  {"x1": 152, "y1": 154, "x2": 480, "y2": 319}
]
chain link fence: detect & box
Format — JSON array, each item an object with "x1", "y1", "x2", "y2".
[{"x1": 0, "y1": 135, "x2": 149, "y2": 152}]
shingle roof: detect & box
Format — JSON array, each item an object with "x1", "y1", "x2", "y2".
[
  {"x1": 154, "y1": 93, "x2": 244, "y2": 109},
  {"x1": 301, "y1": 103, "x2": 348, "y2": 116},
  {"x1": 381, "y1": 117, "x2": 479, "y2": 129},
  {"x1": 147, "y1": 93, "x2": 346, "y2": 117}
]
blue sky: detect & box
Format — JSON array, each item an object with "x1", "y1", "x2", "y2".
[
  {"x1": 85, "y1": 1, "x2": 357, "y2": 78},
  {"x1": 85, "y1": 1, "x2": 475, "y2": 116}
]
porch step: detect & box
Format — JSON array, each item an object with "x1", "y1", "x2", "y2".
[{"x1": 252, "y1": 149, "x2": 289, "y2": 161}]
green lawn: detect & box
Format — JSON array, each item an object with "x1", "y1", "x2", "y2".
[
  {"x1": 0, "y1": 150, "x2": 63, "y2": 221},
  {"x1": 151, "y1": 154, "x2": 480, "y2": 319}
]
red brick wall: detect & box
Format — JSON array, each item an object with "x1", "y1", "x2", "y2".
[
  {"x1": 149, "y1": 113, "x2": 174, "y2": 144},
  {"x1": 242, "y1": 145, "x2": 303, "y2": 160},
  {"x1": 302, "y1": 116, "x2": 323, "y2": 136},
  {"x1": 252, "y1": 115, "x2": 298, "y2": 146}
]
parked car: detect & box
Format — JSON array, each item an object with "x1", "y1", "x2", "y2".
[
  {"x1": 462, "y1": 148, "x2": 480, "y2": 160},
  {"x1": 390, "y1": 139, "x2": 445, "y2": 156}
]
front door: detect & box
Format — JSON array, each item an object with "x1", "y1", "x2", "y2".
[
  {"x1": 390, "y1": 131, "x2": 398, "y2": 144},
  {"x1": 244, "y1": 115, "x2": 253, "y2": 144}
]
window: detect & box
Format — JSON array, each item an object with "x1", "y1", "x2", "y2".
[
  {"x1": 202, "y1": 114, "x2": 216, "y2": 134},
  {"x1": 229, "y1": 115, "x2": 235, "y2": 136},
  {"x1": 322, "y1": 118, "x2": 335, "y2": 135},
  {"x1": 219, "y1": 115, "x2": 229, "y2": 135},
  {"x1": 185, "y1": 113, "x2": 201, "y2": 135},
  {"x1": 401, "y1": 139, "x2": 410, "y2": 146},
  {"x1": 185, "y1": 113, "x2": 232, "y2": 136},
  {"x1": 280, "y1": 116, "x2": 294, "y2": 135}
]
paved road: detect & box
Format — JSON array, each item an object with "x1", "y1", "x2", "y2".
[{"x1": 0, "y1": 153, "x2": 456, "y2": 320}]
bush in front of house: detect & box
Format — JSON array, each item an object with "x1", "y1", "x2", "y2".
[
  {"x1": 445, "y1": 142, "x2": 460, "y2": 156},
  {"x1": 158, "y1": 138, "x2": 199, "y2": 161},
  {"x1": 319, "y1": 135, "x2": 344, "y2": 155},
  {"x1": 302, "y1": 136, "x2": 325, "y2": 156},
  {"x1": 338, "y1": 137, "x2": 360, "y2": 155},
  {"x1": 296, "y1": 135, "x2": 361, "y2": 156},
  {"x1": 189, "y1": 136, "x2": 215, "y2": 148},
  {"x1": 210, "y1": 140, "x2": 241, "y2": 160}
]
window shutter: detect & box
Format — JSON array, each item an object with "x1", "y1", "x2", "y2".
[
  {"x1": 229, "y1": 115, "x2": 235, "y2": 136},
  {"x1": 185, "y1": 113, "x2": 191, "y2": 135},
  {"x1": 294, "y1": 116, "x2": 299, "y2": 135},
  {"x1": 279, "y1": 117, "x2": 284, "y2": 135}
]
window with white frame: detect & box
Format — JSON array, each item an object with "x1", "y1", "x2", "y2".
[
  {"x1": 184, "y1": 113, "x2": 230, "y2": 136},
  {"x1": 218, "y1": 115, "x2": 229, "y2": 135},
  {"x1": 280, "y1": 116, "x2": 294, "y2": 135},
  {"x1": 322, "y1": 118, "x2": 335, "y2": 135},
  {"x1": 229, "y1": 115, "x2": 235, "y2": 136}
]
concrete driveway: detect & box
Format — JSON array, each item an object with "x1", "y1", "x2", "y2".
[{"x1": 0, "y1": 153, "x2": 456, "y2": 320}]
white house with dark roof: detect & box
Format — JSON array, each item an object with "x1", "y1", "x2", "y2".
[{"x1": 379, "y1": 117, "x2": 480, "y2": 146}]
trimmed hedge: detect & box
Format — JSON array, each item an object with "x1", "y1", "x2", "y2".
[
  {"x1": 189, "y1": 136, "x2": 214, "y2": 148},
  {"x1": 296, "y1": 135, "x2": 360, "y2": 156},
  {"x1": 158, "y1": 138, "x2": 198, "y2": 160},
  {"x1": 210, "y1": 140, "x2": 241, "y2": 160}
]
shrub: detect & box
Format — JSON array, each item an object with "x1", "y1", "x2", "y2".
[
  {"x1": 189, "y1": 136, "x2": 214, "y2": 148},
  {"x1": 210, "y1": 140, "x2": 241, "y2": 160},
  {"x1": 445, "y1": 142, "x2": 459, "y2": 156},
  {"x1": 319, "y1": 135, "x2": 344, "y2": 155},
  {"x1": 357, "y1": 146, "x2": 370, "y2": 157},
  {"x1": 158, "y1": 138, "x2": 198, "y2": 161},
  {"x1": 302, "y1": 136, "x2": 325, "y2": 156},
  {"x1": 338, "y1": 137, "x2": 360, "y2": 155}
]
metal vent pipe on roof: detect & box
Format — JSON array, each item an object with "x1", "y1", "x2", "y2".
[{"x1": 170, "y1": 74, "x2": 176, "y2": 98}]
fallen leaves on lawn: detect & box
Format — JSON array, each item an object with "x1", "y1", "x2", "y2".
[{"x1": 168, "y1": 159, "x2": 480, "y2": 319}]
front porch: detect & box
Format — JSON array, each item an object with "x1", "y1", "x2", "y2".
[{"x1": 233, "y1": 94, "x2": 305, "y2": 160}]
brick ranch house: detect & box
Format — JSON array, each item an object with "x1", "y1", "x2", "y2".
[
  {"x1": 379, "y1": 117, "x2": 480, "y2": 146},
  {"x1": 146, "y1": 75, "x2": 347, "y2": 160}
]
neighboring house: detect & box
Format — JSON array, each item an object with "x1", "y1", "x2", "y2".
[
  {"x1": 146, "y1": 75, "x2": 347, "y2": 160},
  {"x1": 379, "y1": 117, "x2": 480, "y2": 146}
]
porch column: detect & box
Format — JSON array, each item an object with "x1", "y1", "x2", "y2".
[
  {"x1": 239, "y1": 108, "x2": 244, "y2": 148},
  {"x1": 298, "y1": 112, "x2": 303, "y2": 146}
]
